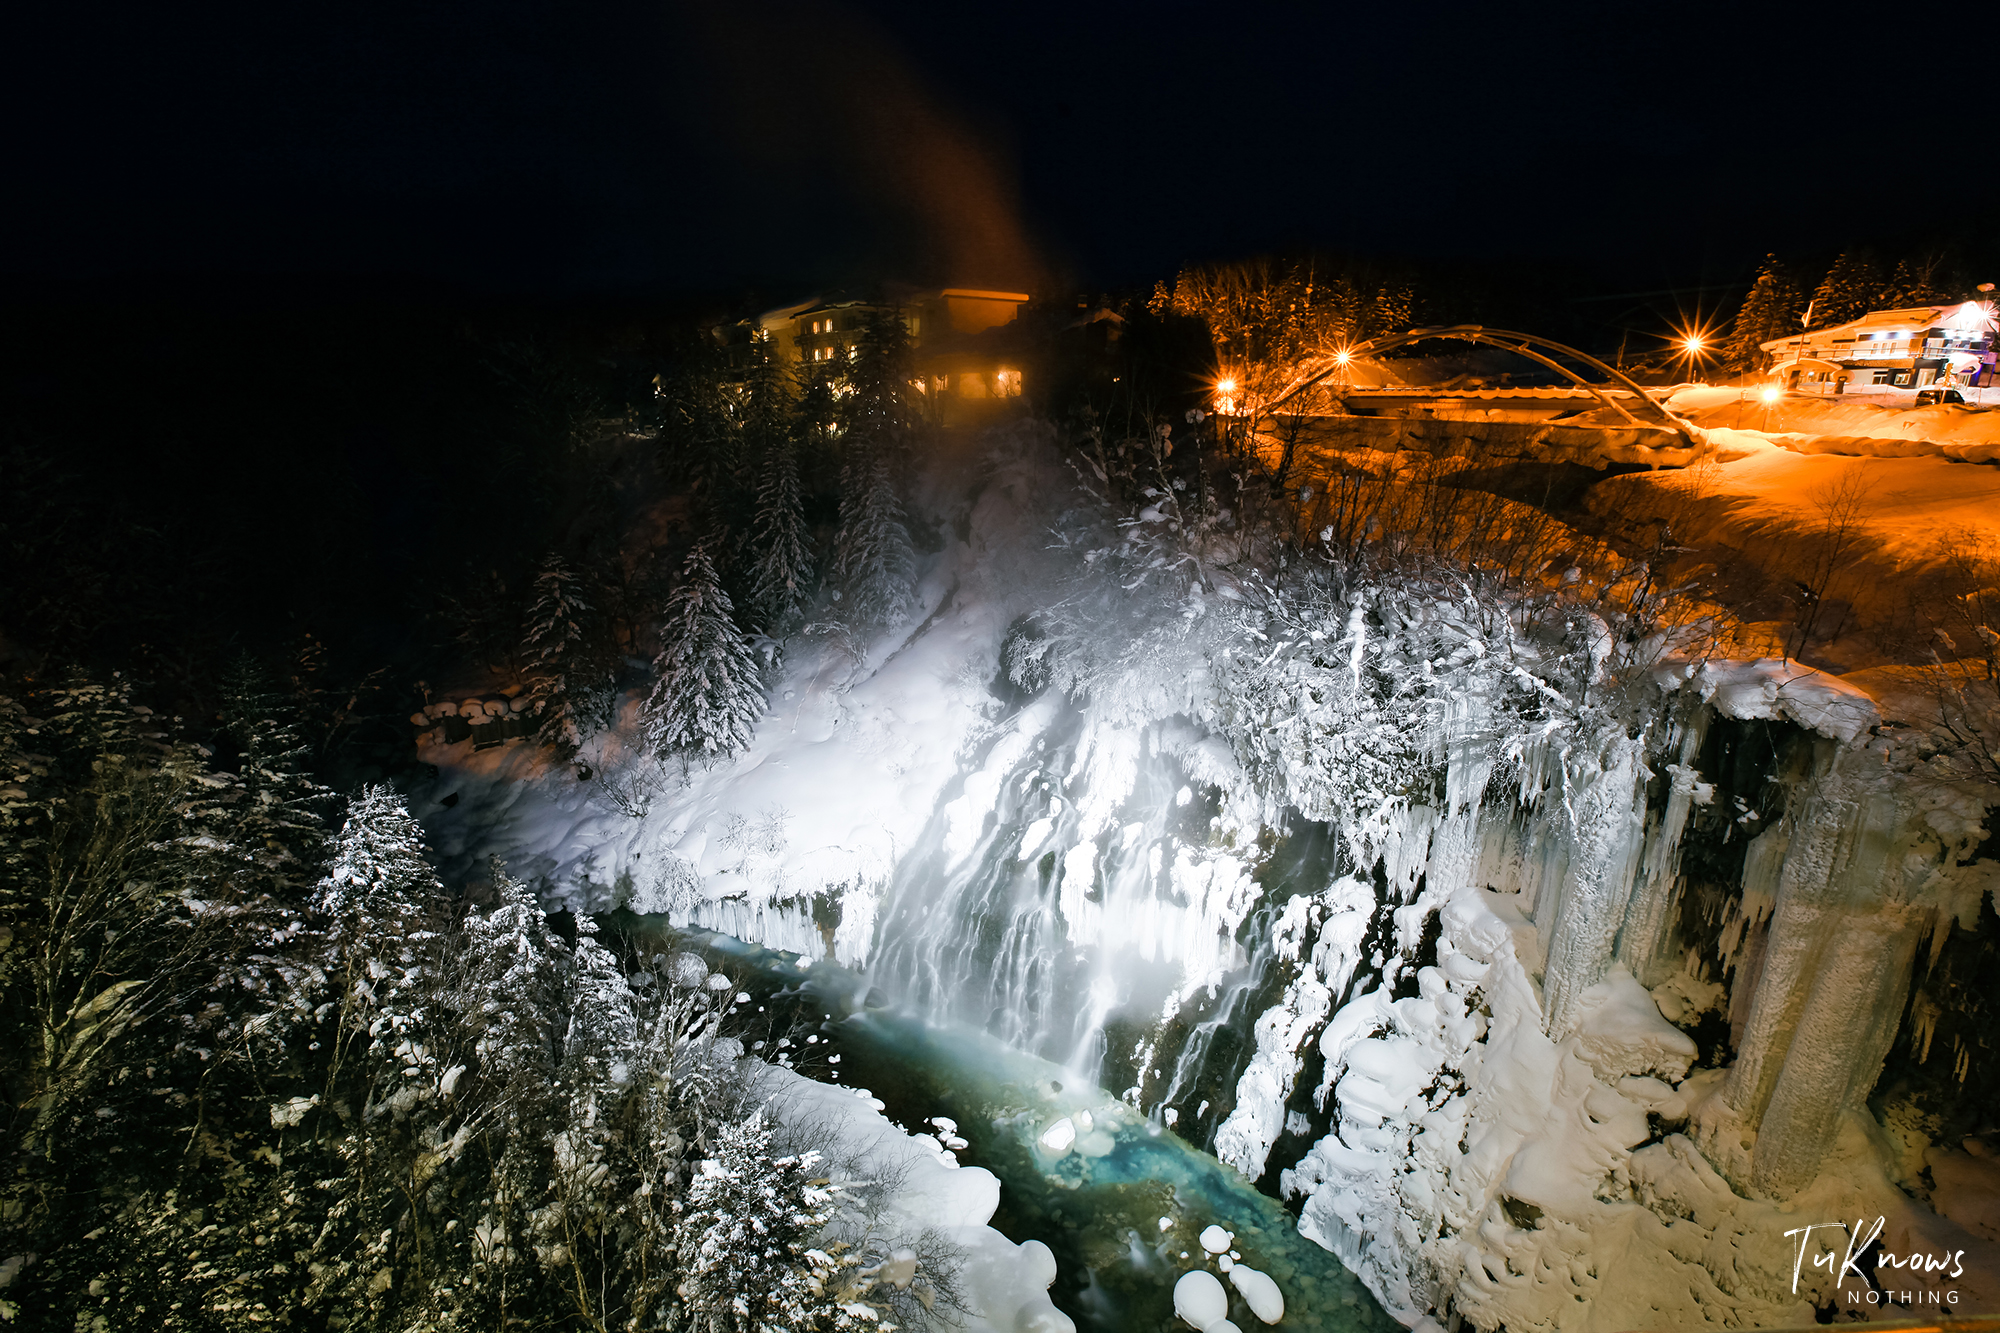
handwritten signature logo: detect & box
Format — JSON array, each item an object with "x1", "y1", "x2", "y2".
[{"x1": 1785, "y1": 1216, "x2": 1965, "y2": 1305}]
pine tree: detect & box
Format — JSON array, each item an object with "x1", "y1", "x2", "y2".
[
  {"x1": 839, "y1": 308, "x2": 917, "y2": 464},
  {"x1": 219, "y1": 654, "x2": 333, "y2": 896},
  {"x1": 1725, "y1": 256, "x2": 1804, "y2": 371},
  {"x1": 739, "y1": 335, "x2": 792, "y2": 460},
  {"x1": 644, "y1": 545, "x2": 765, "y2": 763},
  {"x1": 1881, "y1": 256, "x2": 1944, "y2": 308},
  {"x1": 832, "y1": 452, "x2": 916, "y2": 629},
  {"x1": 1362, "y1": 277, "x2": 1415, "y2": 342},
  {"x1": 672, "y1": 1109, "x2": 855, "y2": 1333},
  {"x1": 314, "y1": 784, "x2": 439, "y2": 965},
  {"x1": 523, "y1": 554, "x2": 615, "y2": 754},
  {"x1": 748, "y1": 433, "x2": 816, "y2": 636},
  {"x1": 454, "y1": 858, "x2": 564, "y2": 1091},
  {"x1": 659, "y1": 346, "x2": 742, "y2": 514},
  {"x1": 1809, "y1": 250, "x2": 1882, "y2": 326},
  {"x1": 742, "y1": 344, "x2": 816, "y2": 635}
]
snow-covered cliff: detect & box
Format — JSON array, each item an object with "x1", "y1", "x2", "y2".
[{"x1": 422, "y1": 423, "x2": 2000, "y2": 1331}]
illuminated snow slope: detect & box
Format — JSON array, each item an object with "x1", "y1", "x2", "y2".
[{"x1": 424, "y1": 426, "x2": 2000, "y2": 1331}]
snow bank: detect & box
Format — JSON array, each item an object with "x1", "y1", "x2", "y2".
[
  {"x1": 1669, "y1": 385, "x2": 2000, "y2": 461},
  {"x1": 1678, "y1": 658, "x2": 1879, "y2": 745},
  {"x1": 757, "y1": 1063, "x2": 1075, "y2": 1333}
]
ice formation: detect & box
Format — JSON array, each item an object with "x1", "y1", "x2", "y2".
[{"x1": 423, "y1": 425, "x2": 2000, "y2": 1331}]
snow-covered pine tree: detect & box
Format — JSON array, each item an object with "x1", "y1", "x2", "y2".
[
  {"x1": 536, "y1": 912, "x2": 646, "y2": 1323},
  {"x1": 673, "y1": 1108, "x2": 878, "y2": 1333},
  {"x1": 1809, "y1": 250, "x2": 1882, "y2": 327},
  {"x1": 832, "y1": 452, "x2": 917, "y2": 629},
  {"x1": 523, "y1": 553, "x2": 616, "y2": 754},
  {"x1": 454, "y1": 857, "x2": 564, "y2": 1093},
  {"x1": 1724, "y1": 256, "x2": 1803, "y2": 371},
  {"x1": 839, "y1": 307, "x2": 917, "y2": 464},
  {"x1": 739, "y1": 334, "x2": 791, "y2": 457},
  {"x1": 313, "y1": 785, "x2": 442, "y2": 1024},
  {"x1": 305, "y1": 786, "x2": 471, "y2": 1326},
  {"x1": 644, "y1": 544, "x2": 765, "y2": 763},
  {"x1": 658, "y1": 346, "x2": 742, "y2": 515},
  {"x1": 748, "y1": 432, "x2": 816, "y2": 636},
  {"x1": 1881, "y1": 255, "x2": 1944, "y2": 308},
  {"x1": 1363, "y1": 279, "x2": 1415, "y2": 342},
  {"x1": 311, "y1": 787, "x2": 448, "y2": 1086},
  {"x1": 739, "y1": 341, "x2": 815, "y2": 636}
]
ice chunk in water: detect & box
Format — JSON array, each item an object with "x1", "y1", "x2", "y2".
[
  {"x1": 1229, "y1": 1265, "x2": 1284, "y2": 1324},
  {"x1": 1173, "y1": 1269, "x2": 1228, "y2": 1329}
]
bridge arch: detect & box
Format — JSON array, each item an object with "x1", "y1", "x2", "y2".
[{"x1": 1266, "y1": 325, "x2": 1698, "y2": 445}]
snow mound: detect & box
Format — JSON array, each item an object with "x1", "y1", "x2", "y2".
[
  {"x1": 1688, "y1": 658, "x2": 1878, "y2": 744},
  {"x1": 1173, "y1": 1269, "x2": 1229, "y2": 1329},
  {"x1": 1227, "y1": 1264, "x2": 1285, "y2": 1324},
  {"x1": 1573, "y1": 964, "x2": 1697, "y2": 1083},
  {"x1": 758, "y1": 1063, "x2": 1073, "y2": 1333}
]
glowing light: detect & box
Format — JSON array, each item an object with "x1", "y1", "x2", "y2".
[
  {"x1": 1211, "y1": 374, "x2": 1242, "y2": 416},
  {"x1": 1760, "y1": 386, "x2": 1780, "y2": 403},
  {"x1": 1333, "y1": 349, "x2": 1352, "y2": 366},
  {"x1": 1670, "y1": 324, "x2": 1717, "y2": 365}
]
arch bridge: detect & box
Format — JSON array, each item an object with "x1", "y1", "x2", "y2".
[{"x1": 1265, "y1": 325, "x2": 1699, "y2": 446}]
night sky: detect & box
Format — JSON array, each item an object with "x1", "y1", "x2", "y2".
[{"x1": 6, "y1": 0, "x2": 1993, "y2": 302}]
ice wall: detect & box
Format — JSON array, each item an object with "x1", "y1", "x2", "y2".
[{"x1": 1205, "y1": 660, "x2": 1999, "y2": 1329}]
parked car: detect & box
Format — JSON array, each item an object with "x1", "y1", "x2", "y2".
[{"x1": 1915, "y1": 388, "x2": 1966, "y2": 406}]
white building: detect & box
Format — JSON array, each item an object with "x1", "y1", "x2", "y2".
[{"x1": 1760, "y1": 300, "x2": 1997, "y2": 390}]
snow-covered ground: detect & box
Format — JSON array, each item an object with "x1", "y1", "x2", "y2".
[
  {"x1": 1662, "y1": 384, "x2": 2000, "y2": 463},
  {"x1": 756, "y1": 1062, "x2": 1074, "y2": 1332},
  {"x1": 419, "y1": 421, "x2": 2000, "y2": 1333}
]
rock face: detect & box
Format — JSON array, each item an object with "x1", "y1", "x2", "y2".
[{"x1": 1209, "y1": 678, "x2": 2000, "y2": 1329}]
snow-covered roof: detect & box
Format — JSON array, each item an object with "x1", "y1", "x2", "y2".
[
  {"x1": 1846, "y1": 304, "x2": 1951, "y2": 332},
  {"x1": 1762, "y1": 300, "x2": 1997, "y2": 352}
]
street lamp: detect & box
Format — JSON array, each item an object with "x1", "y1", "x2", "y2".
[{"x1": 1668, "y1": 324, "x2": 1716, "y2": 382}]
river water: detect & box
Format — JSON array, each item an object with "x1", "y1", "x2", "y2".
[{"x1": 614, "y1": 917, "x2": 1397, "y2": 1333}]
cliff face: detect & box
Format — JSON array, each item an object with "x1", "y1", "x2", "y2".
[{"x1": 420, "y1": 424, "x2": 2000, "y2": 1331}]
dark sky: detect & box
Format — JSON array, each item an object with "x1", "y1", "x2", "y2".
[{"x1": 6, "y1": 0, "x2": 1990, "y2": 302}]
